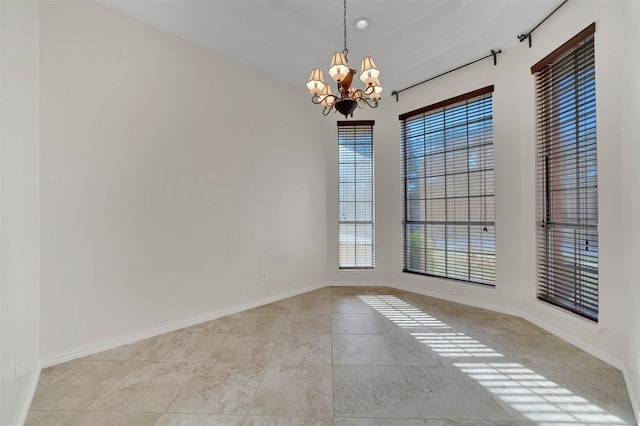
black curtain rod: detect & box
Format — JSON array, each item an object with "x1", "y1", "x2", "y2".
[
  {"x1": 518, "y1": 0, "x2": 569, "y2": 48},
  {"x1": 391, "y1": 49, "x2": 501, "y2": 102}
]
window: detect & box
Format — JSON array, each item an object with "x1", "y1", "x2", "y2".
[
  {"x1": 532, "y1": 23, "x2": 598, "y2": 321},
  {"x1": 400, "y1": 87, "x2": 495, "y2": 285},
  {"x1": 338, "y1": 120, "x2": 374, "y2": 269}
]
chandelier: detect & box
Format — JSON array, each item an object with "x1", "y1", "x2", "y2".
[{"x1": 306, "y1": 0, "x2": 382, "y2": 118}]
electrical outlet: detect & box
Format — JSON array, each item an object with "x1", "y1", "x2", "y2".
[
  {"x1": 447, "y1": 288, "x2": 457, "y2": 296},
  {"x1": 261, "y1": 271, "x2": 268, "y2": 281}
]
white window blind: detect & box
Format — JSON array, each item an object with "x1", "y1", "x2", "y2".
[
  {"x1": 533, "y1": 23, "x2": 598, "y2": 321},
  {"x1": 338, "y1": 121, "x2": 374, "y2": 269},
  {"x1": 400, "y1": 86, "x2": 495, "y2": 285}
]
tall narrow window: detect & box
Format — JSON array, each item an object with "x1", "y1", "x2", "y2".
[
  {"x1": 338, "y1": 121, "x2": 374, "y2": 269},
  {"x1": 400, "y1": 87, "x2": 495, "y2": 285},
  {"x1": 533, "y1": 23, "x2": 598, "y2": 321}
]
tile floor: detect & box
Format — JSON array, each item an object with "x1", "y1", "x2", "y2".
[{"x1": 26, "y1": 286, "x2": 637, "y2": 425}]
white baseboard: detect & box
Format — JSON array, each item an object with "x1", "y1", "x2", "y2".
[
  {"x1": 621, "y1": 365, "x2": 640, "y2": 426},
  {"x1": 14, "y1": 361, "x2": 41, "y2": 426},
  {"x1": 392, "y1": 282, "x2": 521, "y2": 317},
  {"x1": 520, "y1": 310, "x2": 623, "y2": 370},
  {"x1": 322, "y1": 280, "x2": 394, "y2": 287},
  {"x1": 40, "y1": 282, "x2": 325, "y2": 368}
]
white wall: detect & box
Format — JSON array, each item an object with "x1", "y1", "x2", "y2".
[
  {"x1": 0, "y1": 1, "x2": 41, "y2": 425},
  {"x1": 327, "y1": 0, "x2": 635, "y2": 393},
  {"x1": 622, "y1": 0, "x2": 640, "y2": 420},
  {"x1": 39, "y1": 1, "x2": 331, "y2": 362}
]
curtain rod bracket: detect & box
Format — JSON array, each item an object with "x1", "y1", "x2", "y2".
[
  {"x1": 491, "y1": 49, "x2": 502, "y2": 65},
  {"x1": 518, "y1": 33, "x2": 532, "y2": 48},
  {"x1": 391, "y1": 91, "x2": 399, "y2": 102},
  {"x1": 517, "y1": 0, "x2": 568, "y2": 48}
]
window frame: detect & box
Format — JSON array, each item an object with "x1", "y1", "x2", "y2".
[
  {"x1": 532, "y1": 23, "x2": 598, "y2": 321},
  {"x1": 338, "y1": 120, "x2": 375, "y2": 269},
  {"x1": 399, "y1": 86, "x2": 496, "y2": 286}
]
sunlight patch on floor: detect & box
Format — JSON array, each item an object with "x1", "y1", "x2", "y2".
[{"x1": 359, "y1": 294, "x2": 631, "y2": 425}]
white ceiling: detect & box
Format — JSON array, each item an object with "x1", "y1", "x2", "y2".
[{"x1": 101, "y1": 0, "x2": 559, "y2": 93}]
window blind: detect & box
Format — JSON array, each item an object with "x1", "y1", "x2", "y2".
[
  {"x1": 338, "y1": 121, "x2": 374, "y2": 269},
  {"x1": 533, "y1": 23, "x2": 598, "y2": 321},
  {"x1": 400, "y1": 87, "x2": 495, "y2": 285}
]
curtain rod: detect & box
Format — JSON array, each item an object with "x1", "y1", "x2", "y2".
[
  {"x1": 391, "y1": 49, "x2": 501, "y2": 102},
  {"x1": 518, "y1": 0, "x2": 569, "y2": 48}
]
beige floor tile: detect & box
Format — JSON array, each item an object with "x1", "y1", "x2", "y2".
[
  {"x1": 24, "y1": 410, "x2": 79, "y2": 426},
  {"x1": 329, "y1": 286, "x2": 362, "y2": 297},
  {"x1": 335, "y1": 419, "x2": 424, "y2": 426},
  {"x1": 246, "y1": 298, "x2": 294, "y2": 313},
  {"x1": 168, "y1": 363, "x2": 264, "y2": 414},
  {"x1": 87, "y1": 337, "x2": 161, "y2": 361},
  {"x1": 145, "y1": 331, "x2": 226, "y2": 362},
  {"x1": 181, "y1": 313, "x2": 246, "y2": 333},
  {"x1": 243, "y1": 417, "x2": 334, "y2": 426},
  {"x1": 361, "y1": 286, "x2": 402, "y2": 295},
  {"x1": 407, "y1": 330, "x2": 504, "y2": 360},
  {"x1": 67, "y1": 411, "x2": 160, "y2": 425},
  {"x1": 290, "y1": 294, "x2": 331, "y2": 314},
  {"x1": 332, "y1": 313, "x2": 381, "y2": 334},
  {"x1": 515, "y1": 364, "x2": 636, "y2": 425},
  {"x1": 281, "y1": 314, "x2": 331, "y2": 334},
  {"x1": 488, "y1": 334, "x2": 607, "y2": 368},
  {"x1": 207, "y1": 333, "x2": 276, "y2": 365},
  {"x1": 423, "y1": 421, "x2": 536, "y2": 426},
  {"x1": 249, "y1": 364, "x2": 333, "y2": 417},
  {"x1": 333, "y1": 365, "x2": 420, "y2": 418},
  {"x1": 156, "y1": 414, "x2": 246, "y2": 425},
  {"x1": 89, "y1": 329, "x2": 225, "y2": 362},
  {"x1": 472, "y1": 314, "x2": 548, "y2": 336},
  {"x1": 231, "y1": 313, "x2": 287, "y2": 336},
  {"x1": 36, "y1": 360, "x2": 81, "y2": 384},
  {"x1": 270, "y1": 334, "x2": 332, "y2": 364},
  {"x1": 300, "y1": 288, "x2": 332, "y2": 299},
  {"x1": 31, "y1": 360, "x2": 142, "y2": 410},
  {"x1": 330, "y1": 297, "x2": 374, "y2": 314},
  {"x1": 362, "y1": 295, "x2": 458, "y2": 334},
  {"x1": 398, "y1": 291, "x2": 456, "y2": 309},
  {"x1": 88, "y1": 362, "x2": 197, "y2": 412},
  {"x1": 332, "y1": 334, "x2": 396, "y2": 365},
  {"x1": 383, "y1": 333, "x2": 444, "y2": 366},
  {"x1": 400, "y1": 365, "x2": 518, "y2": 421}
]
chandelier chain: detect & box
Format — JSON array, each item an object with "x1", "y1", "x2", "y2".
[{"x1": 343, "y1": 0, "x2": 348, "y2": 58}]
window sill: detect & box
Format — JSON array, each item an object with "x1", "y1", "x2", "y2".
[
  {"x1": 338, "y1": 268, "x2": 377, "y2": 272},
  {"x1": 534, "y1": 299, "x2": 601, "y2": 333}
]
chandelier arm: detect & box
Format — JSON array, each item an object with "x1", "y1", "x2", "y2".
[
  {"x1": 358, "y1": 97, "x2": 379, "y2": 108},
  {"x1": 351, "y1": 87, "x2": 375, "y2": 98},
  {"x1": 311, "y1": 94, "x2": 340, "y2": 105},
  {"x1": 322, "y1": 106, "x2": 334, "y2": 116}
]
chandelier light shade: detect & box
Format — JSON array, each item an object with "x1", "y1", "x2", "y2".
[
  {"x1": 307, "y1": 0, "x2": 382, "y2": 118},
  {"x1": 328, "y1": 52, "x2": 349, "y2": 82},
  {"x1": 359, "y1": 56, "x2": 380, "y2": 84},
  {"x1": 306, "y1": 68, "x2": 326, "y2": 95}
]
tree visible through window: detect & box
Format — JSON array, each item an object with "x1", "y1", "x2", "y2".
[
  {"x1": 338, "y1": 121, "x2": 374, "y2": 269},
  {"x1": 400, "y1": 87, "x2": 496, "y2": 285},
  {"x1": 532, "y1": 23, "x2": 598, "y2": 321}
]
